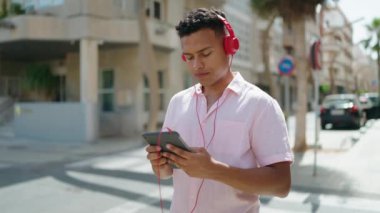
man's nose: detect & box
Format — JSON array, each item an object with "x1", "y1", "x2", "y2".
[{"x1": 191, "y1": 57, "x2": 204, "y2": 70}]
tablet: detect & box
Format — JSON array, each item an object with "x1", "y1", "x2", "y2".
[
  {"x1": 142, "y1": 131, "x2": 192, "y2": 169},
  {"x1": 142, "y1": 131, "x2": 193, "y2": 154}
]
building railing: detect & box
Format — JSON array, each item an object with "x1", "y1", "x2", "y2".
[
  {"x1": 12, "y1": 0, "x2": 64, "y2": 11},
  {"x1": 0, "y1": 77, "x2": 21, "y2": 98}
]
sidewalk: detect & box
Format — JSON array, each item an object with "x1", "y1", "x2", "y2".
[
  {"x1": 1, "y1": 119, "x2": 379, "y2": 198},
  {"x1": 1, "y1": 119, "x2": 380, "y2": 212},
  {"x1": 0, "y1": 130, "x2": 145, "y2": 167},
  {"x1": 290, "y1": 118, "x2": 380, "y2": 200}
]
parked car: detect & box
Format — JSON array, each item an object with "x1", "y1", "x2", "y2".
[
  {"x1": 360, "y1": 93, "x2": 380, "y2": 119},
  {"x1": 320, "y1": 94, "x2": 366, "y2": 129}
]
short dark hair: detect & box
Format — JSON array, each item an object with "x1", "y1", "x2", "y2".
[{"x1": 175, "y1": 8, "x2": 226, "y2": 38}]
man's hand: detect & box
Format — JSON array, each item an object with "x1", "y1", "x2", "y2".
[
  {"x1": 162, "y1": 144, "x2": 291, "y2": 197},
  {"x1": 145, "y1": 145, "x2": 173, "y2": 179},
  {"x1": 162, "y1": 144, "x2": 219, "y2": 178}
]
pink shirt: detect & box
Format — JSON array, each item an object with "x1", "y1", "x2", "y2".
[{"x1": 163, "y1": 72, "x2": 293, "y2": 213}]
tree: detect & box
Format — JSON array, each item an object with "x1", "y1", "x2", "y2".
[
  {"x1": 328, "y1": 52, "x2": 338, "y2": 94},
  {"x1": 137, "y1": 0, "x2": 160, "y2": 131},
  {"x1": 363, "y1": 17, "x2": 380, "y2": 106},
  {"x1": 0, "y1": 0, "x2": 24, "y2": 19},
  {"x1": 23, "y1": 64, "x2": 59, "y2": 101},
  {"x1": 250, "y1": 2, "x2": 279, "y2": 100},
  {"x1": 251, "y1": 0, "x2": 323, "y2": 152},
  {"x1": 0, "y1": 0, "x2": 6, "y2": 18}
]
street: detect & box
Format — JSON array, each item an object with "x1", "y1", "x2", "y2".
[{"x1": 0, "y1": 113, "x2": 380, "y2": 213}]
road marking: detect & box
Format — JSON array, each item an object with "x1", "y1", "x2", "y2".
[
  {"x1": 261, "y1": 191, "x2": 380, "y2": 212},
  {"x1": 103, "y1": 187, "x2": 173, "y2": 213},
  {"x1": 0, "y1": 163, "x2": 11, "y2": 169}
]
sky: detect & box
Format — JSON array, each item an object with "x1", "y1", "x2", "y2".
[{"x1": 339, "y1": 0, "x2": 380, "y2": 43}]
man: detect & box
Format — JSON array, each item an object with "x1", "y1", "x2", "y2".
[{"x1": 146, "y1": 8, "x2": 293, "y2": 212}]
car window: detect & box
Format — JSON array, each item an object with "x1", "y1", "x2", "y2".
[
  {"x1": 369, "y1": 97, "x2": 379, "y2": 106},
  {"x1": 323, "y1": 98, "x2": 354, "y2": 108}
]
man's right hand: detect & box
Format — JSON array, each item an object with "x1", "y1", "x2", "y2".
[{"x1": 145, "y1": 145, "x2": 173, "y2": 179}]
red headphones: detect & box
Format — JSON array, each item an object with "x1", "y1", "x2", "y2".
[{"x1": 181, "y1": 14, "x2": 240, "y2": 62}]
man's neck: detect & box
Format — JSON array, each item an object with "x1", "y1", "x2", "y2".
[{"x1": 202, "y1": 71, "x2": 234, "y2": 110}]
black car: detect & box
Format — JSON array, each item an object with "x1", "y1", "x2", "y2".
[
  {"x1": 360, "y1": 93, "x2": 380, "y2": 119},
  {"x1": 320, "y1": 94, "x2": 366, "y2": 129}
]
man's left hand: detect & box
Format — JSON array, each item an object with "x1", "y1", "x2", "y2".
[{"x1": 162, "y1": 144, "x2": 218, "y2": 178}]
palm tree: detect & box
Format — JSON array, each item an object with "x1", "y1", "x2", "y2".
[
  {"x1": 137, "y1": 0, "x2": 160, "y2": 131},
  {"x1": 0, "y1": 0, "x2": 8, "y2": 18},
  {"x1": 328, "y1": 53, "x2": 338, "y2": 94},
  {"x1": 250, "y1": 2, "x2": 279, "y2": 100},
  {"x1": 363, "y1": 17, "x2": 380, "y2": 105},
  {"x1": 251, "y1": 0, "x2": 323, "y2": 152}
]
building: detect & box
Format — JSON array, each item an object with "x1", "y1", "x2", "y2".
[
  {"x1": 319, "y1": 3, "x2": 354, "y2": 95},
  {"x1": 0, "y1": 0, "x2": 186, "y2": 142},
  {"x1": 352, "y1": 44, "x2": 378, "y2": 92},
  {"x1": 1, "y1": 0, "x2": 265, "y2": 143}
]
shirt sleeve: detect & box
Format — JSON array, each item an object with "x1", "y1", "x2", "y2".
[{"x1": 249, "y1": 98, "x2": 293, "y2": 167}]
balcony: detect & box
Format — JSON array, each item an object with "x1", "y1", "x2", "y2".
[
  {"x1": 0, "y1": 14, "x2": 178, "y2": 51},
  {"x1": 1, "y1": 0, "x2": 179, "y2": 51}
]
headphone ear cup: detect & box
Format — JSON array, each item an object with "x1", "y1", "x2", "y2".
[
  {"x1": 224, "y1": 35, "x2": 239, "y2": 55},
  {"x1": 181, "y1": 54, "x2": 187, "y2": 62},
  {"x1": 231, "y1": 37, "x2": 240, "y2": 54}
]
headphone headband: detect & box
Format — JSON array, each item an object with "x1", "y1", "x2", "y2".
[
  {"x1": 181, "y1": 12, "x2": 240, "y2": 61},
  {"x1": 216, "y1": 14, "x2": 236, "y2": 38}
]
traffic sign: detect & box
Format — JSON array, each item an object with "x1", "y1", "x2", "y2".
[
  {"x1": 310, "y1": 40, "x2": 322, "y2": 70},
  {"x1": 278, "y1": 56, "x2": 295, "y2": 76}
]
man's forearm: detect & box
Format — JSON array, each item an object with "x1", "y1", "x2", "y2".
[{"x1": 207, "y1": 161, "x2": 291, "y2": 197}]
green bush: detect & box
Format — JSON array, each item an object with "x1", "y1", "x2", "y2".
[
  {"x1": 10, "y1": 3, "x2": 25, "y2": 15},
  {"x1": 23, "y1": 64, "x2": 59, "y2": 97}
]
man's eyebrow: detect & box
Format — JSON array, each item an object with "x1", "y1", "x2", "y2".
[{"x1": 183, "y1": 47, "x2": 213, "y2": 55}]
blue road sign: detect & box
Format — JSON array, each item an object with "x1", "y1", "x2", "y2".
[{"x1": 278, "y1": 56, "x2": 295, "y2": 76}]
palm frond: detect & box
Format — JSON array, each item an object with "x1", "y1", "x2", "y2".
[
  {"x1": 361, "y1": 38, "x2": 372, "y2": 49},
  {"x1": 372, "y1": 18, "x2": 380, "y2": 28},
  {"x1": 372, "y1": 42, "x2": 380, "y2": 52},
  {"x1": 251, "y1": 0, "x2": 323, "y2": 21},
  {"x1": 251, "y1": 0, "x2": 278, "y2": 18},
  {"x1": 366, "y1": 24, "x2": 374, "y2": 32}
]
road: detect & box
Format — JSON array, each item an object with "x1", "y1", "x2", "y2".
[{"x1": 0, "y1": 113, "x2": 379, "y2": 213}]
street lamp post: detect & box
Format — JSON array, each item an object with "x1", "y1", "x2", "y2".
[{"x1": 310, "y1": 39, "x2": 322, "y2": 177}]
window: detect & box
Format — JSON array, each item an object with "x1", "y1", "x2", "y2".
[
  {"x1": 143, "y1": 71, "x2": 165, "y2": 111},
  {"x1": 20, "y1": 0, "x2": 64, "y2": 10},
  {"x1": 56, "y1": 75, "x2": 66, "y2": 102},
  {"x1": 224, "y1": 2, "x2": 253, "y2": 67},
  {"x1": 100, "y1": 69, "x2": 115, "y2": 112},
  {"x1": 153, "y1": 1, "x2": 161, "y2": 19},
  {"x1": 145, "y1": 0, "x2": 164, "y2": 20}
]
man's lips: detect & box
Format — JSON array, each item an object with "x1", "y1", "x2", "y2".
[{"x1": 194, "y1": 72, "x2": 209, "y2": 78}]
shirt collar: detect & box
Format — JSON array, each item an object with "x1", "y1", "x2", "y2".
[
  {"x1": 193, "y1": 72, "x2": 244, "y2": 96},
  {"x1": 227, "y1": 72, "x2": 244, "y2": 95}
]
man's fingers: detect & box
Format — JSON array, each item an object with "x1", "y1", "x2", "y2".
[
  {"x1": 163, "y1": 151, "x2": 186, "y2": 167},
  {"x1": 147, "y1": 152, "x2": 161, "y2": 161},
  {"x1": 151, "y1": 157, "x2": 168, "y2": 166},
  {"x1": 145, "y1": 145, "x2": 161, "y2": 153},
  {"x1": 159, "y1": 157, "x2": 168, "y2": 165},
  {"x1": 166, "y1": 144, "x2": 190, "y2": 159}
]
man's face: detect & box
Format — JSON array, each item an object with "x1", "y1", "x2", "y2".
[{"x1": 181, "y1": 28, "x2": 229, "y2": 87}]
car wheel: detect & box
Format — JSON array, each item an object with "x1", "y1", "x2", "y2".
[
  {"x1": 321, "y1": 122, "x2": 326, "y2": 130},
  {"x1": 353, "y1": 119, "x2": 361, "y2": 129}
]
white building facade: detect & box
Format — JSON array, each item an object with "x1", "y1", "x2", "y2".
[{"x1": 1, "y1": 0, "x2": 271, "y2": 142}]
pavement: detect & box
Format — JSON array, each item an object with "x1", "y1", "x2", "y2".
[
  {"x1": 289, "y1": 118, "x2": 380, "y2": 199},
  {"x1": 259, "y1": 118, "x2": 380, "y2": 212},
  {"x1": 0, "y1": 117, "x2": 380, "y2": 212}
]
